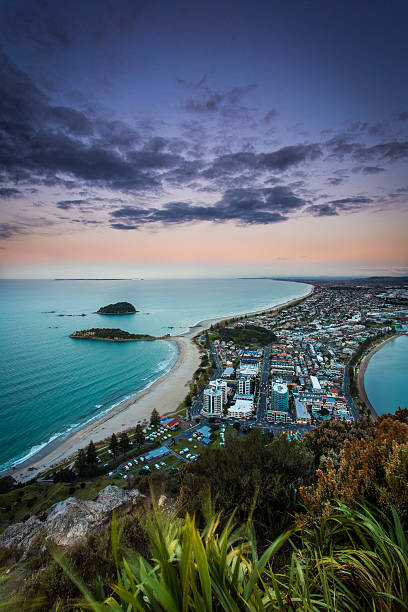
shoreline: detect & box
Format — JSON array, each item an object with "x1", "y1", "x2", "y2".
[
  {"x1": 179, "y1": 283, "x2": 314, "y2": 339},
  {"x1": 2, "y1": 282, "x2": 313, "y2": 482},
  {"x1": 357, "y1": 334, "x2": 402, "y2": 420}
]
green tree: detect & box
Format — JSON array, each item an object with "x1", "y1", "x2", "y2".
[
  {"x1": 179, "y1": 430, "x2": 315, "y2": 537},
  {"x1": 134, "y1": 425, "x2": 145, "y2": 449},
  {"x1": 109, "y1": 433, "x2": 119, "y2": 457},
  {"x1": 150, "y1": 408, "x2": 161, "y2": 427},
  {"x1": 74, "y1": 449, "x2": 87, "y2": 475},
  {"x1": 119, "y1": 432, "x2": 131, "y2": 454},
  {"x1": 86, "y1": 440, "x2": 97, "y2": 466}
]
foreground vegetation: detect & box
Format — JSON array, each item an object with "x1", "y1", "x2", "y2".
[
  {"x1": 59, "y1": 501, "x2": 408, "y2": 612},
  {"x1": 1, "y1": 410, "x2": 407, "y2": 610}
]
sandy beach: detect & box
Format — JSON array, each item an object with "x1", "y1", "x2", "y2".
[
  {"x1": 5, "y1": 284, "x2": 313, "y2": 483},
  {"x1": 6, "y1": 336, "x2": 200, "y2": 483},
  {"x1": 180, "y1": 285, "x2": 314, "y2": 339},
  {"x1": 357, "y1": 334, "x2": 402, "y2": 420}
]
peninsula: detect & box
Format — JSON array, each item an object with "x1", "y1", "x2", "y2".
[
  {"x1": 70, "y1": 328, "x2": 157, "y2": 342},
  {"x1": 96, "y1": 302, "x2": 138, "y2": 315}
]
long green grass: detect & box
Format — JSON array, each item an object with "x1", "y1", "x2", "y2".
[{"x1": 48, "y1": 500, "x2": 408, "y2": 612}]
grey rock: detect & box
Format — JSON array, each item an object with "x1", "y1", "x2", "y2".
[
  {"x1": 0, "y1": 515, "x2": 43, "y2": 560},
  {"x1": 0, "y1": 486, "x2": 141, "y2": 559}
]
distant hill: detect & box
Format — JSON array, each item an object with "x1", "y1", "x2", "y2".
[{"x1": 96, "y1": 302, "x2": 137, "y2": 315}]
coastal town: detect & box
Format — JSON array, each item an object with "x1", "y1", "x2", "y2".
[
  {"x1": 0, "y1": 277, "x2": 407, "y2": 610},
  {"x1": 8, "y1": 277, "x2": 406, "y2": 490},
  {"x1": 110, "y1": 278, "x2": 407, "y2": 481}
]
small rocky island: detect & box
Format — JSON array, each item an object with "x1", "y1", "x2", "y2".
[
  {"x1": 96, "y1": 302, "x2": 138, "y2": 315},
  {"x1": 70, "y1": 328, "x2": 157, "y2": 342}
]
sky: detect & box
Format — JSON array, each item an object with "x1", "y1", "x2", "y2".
[{"x1": 0, "y1": 0, "x2": 407, "y2": 279}]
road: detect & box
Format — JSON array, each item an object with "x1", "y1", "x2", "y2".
[
  {"x1": 189, "y1": 343, "x2": 223, "y2": 418},
  {"x1": 343, "y1": 363, "x2": 361, "y2": 420},
  {"x1": 256, "y1": 345, "x2": 271, "y2": 422}
]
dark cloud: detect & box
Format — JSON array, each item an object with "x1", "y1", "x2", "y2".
[
  {"x1": 0, "y1": 50, "x2": 180, "y2": 193},
  {"x1": 326, "y1": 133, "x2": 408, "y2": 163},
  {"x1": 0, "y1": 187, "x2": 22, "y2": 198},
  {"x1": 263, "y1": 109, "x2": 278, "y2": 124},
  {"x1": 202, "y1": 152, "x2": 257, "y2": 179},
  {"x1": 181, "y1": 79, "x2": 256, "y2": 119},
  {"x1": 346, "y1": 121, "x2": 368, "y2": 133},
  {"x1": 258, "y1": 145, "x2": 321, "y2": 171},
  {"x1": 327, "y1": 177, "x2": 345, "y2": 186},
  {"x1": 110, "y1": 185, "x2": 305, "y2": 230},
  {"x1": 328, "y1": 196, "x2": 374, "y2": 206},
  {"x1": 362, "y1": 166, "x2": 385, "y2": 174},
  {"x1": 306, "y1": 196, "x2": 374, "y2": 217},
  {"x1": 398, "y1": 112, "x2": 408, "y2": 121},
  {"x1": 47, "y1": 106, "x2": 93, "y2": 135},
  {"x1": 94, "y1": 119, "x2": 140, "y2": 149},
  {"x1": 363, "y1": 141, "x2": 408, "y2": 162},
  {"x1": 163, "y1": 160, "x2": 203, "y2": 187},
  {"x1": 325, "y1": 134, "x2": 361, "y2": 159},
  {"x1": 203, "y1": 144, "x2": 321, "y2": 182},
  {"x1": 0, "y1": 216, "x2": 55, "y2": 238},
  {"x1": 56, "y1": 199, "x2": 87, "y2": 210},
  {"x1": 0, "y1": 223, "x2": 23, "y2": 238}
]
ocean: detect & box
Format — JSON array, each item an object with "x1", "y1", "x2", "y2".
[
  {"x1": 0, "y1": 278, "x2": 310, "y2": 470},
  {"x1": 364, "y1": 334, "x2": 408, "y2": 416}
]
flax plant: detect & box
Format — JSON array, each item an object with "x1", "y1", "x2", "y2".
[{"x1": 54, "y1": 501, "x2": 407, "y2": 612}]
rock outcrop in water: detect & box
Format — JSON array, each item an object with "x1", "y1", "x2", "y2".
[
  {"x1": 96, "y1": 302, "x2": 137, "y2": 314},
  {"x1": 69, "y1": 328, "x2": 158, "y2": 341},
  {"x1": 0, "y1": 485, "x2": 142, "y2": 560}
]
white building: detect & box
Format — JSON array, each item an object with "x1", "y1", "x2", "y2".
[
  {"x1": 271, "y1": 381, "x2": 288, "y2": 412},
  {"x1": 202, "y1": 388, "x2": 223, "y2": 417},
  {"x1": 268, "y1": 409, "x2": 291, "y2": 423},
  {"x1": 294, "y1": 398, "x2": 311, "y2": 424},
  {"x1": 310, "y1": 375, "x2": 322, "y2": 392},
  {"x1": 238, "y1": 376, "x2": 253, "y2": 395},
  {"x1": 239, "y1": 363, "x2": 259, "y2": 377},
  {"x1": 228, "y1": 398, "x2": 253, "y2": 419},
  {"x1": 209, "y1": 379, "x2": 228, "y2": 404}
]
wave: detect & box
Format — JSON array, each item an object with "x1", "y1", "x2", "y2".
[
  {"x1": 0, "y1": 424, "x2": 78, "y2": 471},
  {"x1": 0, "y1": 342, "x2": 179, "y2": 471}
]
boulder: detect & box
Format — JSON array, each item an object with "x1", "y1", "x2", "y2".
[
  {"x1": 0, "y1": 485, "x2": 141, "y2": 559},
  {"x1": 0, "y1": 515, "x2": 43, "y2": 560}
]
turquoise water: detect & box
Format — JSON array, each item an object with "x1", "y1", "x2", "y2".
[
  {"x1": 0, "y1": 278, "x2": 310, "y2": 470},
  {"x1": 364, "y1": 335, "x2": 408, "y2": 416}
]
